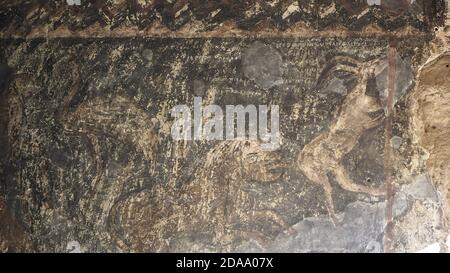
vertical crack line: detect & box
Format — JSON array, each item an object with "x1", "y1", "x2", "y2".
[{"x1": 383, "y1": 40, "x2": 397, "y2": 253}]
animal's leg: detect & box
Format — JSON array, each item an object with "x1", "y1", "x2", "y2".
[
  {"x1": 298, "y1": 162, "x2": 338, "y2": 226},
  {"x1": 320, "y1": 175, "x2": 339, "y2": 227},
  {"x1": 252, "y1": 209, "x2": 296, "y2": 235},
  {"x1": 333, "y1": 163, "x2": 385, "y2": 196}
]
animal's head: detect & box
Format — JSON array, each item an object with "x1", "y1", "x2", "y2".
[
  {"x1": 240, "y1": 141, "x2": 285, "y2": 182},
  {"x1": 204, "y1": 140, "x2": 285, "y2": 183}
]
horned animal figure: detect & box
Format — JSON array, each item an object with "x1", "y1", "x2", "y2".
[{"x1": 297, "y1": 56, "x2": 386, "y2": 225}]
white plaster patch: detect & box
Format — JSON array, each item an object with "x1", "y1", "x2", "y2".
[
  {"x1": 417, "y1": 243, "x2": 440, "y2": 253},
  {"x1": 66, "y1": 240, "x2": 82, "y2": 253},
  {"x1": 367, "y1": 0, "x2": 381, "y2": 5},
  {"x1": 403, "y1": 175, "x2": 439, "y2": 203}
]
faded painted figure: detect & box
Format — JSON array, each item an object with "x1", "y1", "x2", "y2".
[
  {"x1": 108, "y1": 140, "x2": 290, "y2": 252},
  {"x1": 297, "y1": 56, "x2": 386, "y2": 225}
]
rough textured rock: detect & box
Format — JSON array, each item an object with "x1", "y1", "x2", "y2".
[
  {"x1": 0, "y1": 0, "x2": 449, "y2": 253},
  {"x1": 0, "y1": 197, "x2": 32, "y2": 252}
]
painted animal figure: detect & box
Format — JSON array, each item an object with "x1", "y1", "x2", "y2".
[
  {"x1": 108, "y1": 140, "x2": 290, "y2": 252},
  {"x1": 297, "y1": 56, "x2": 386, "y2": 225}
]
